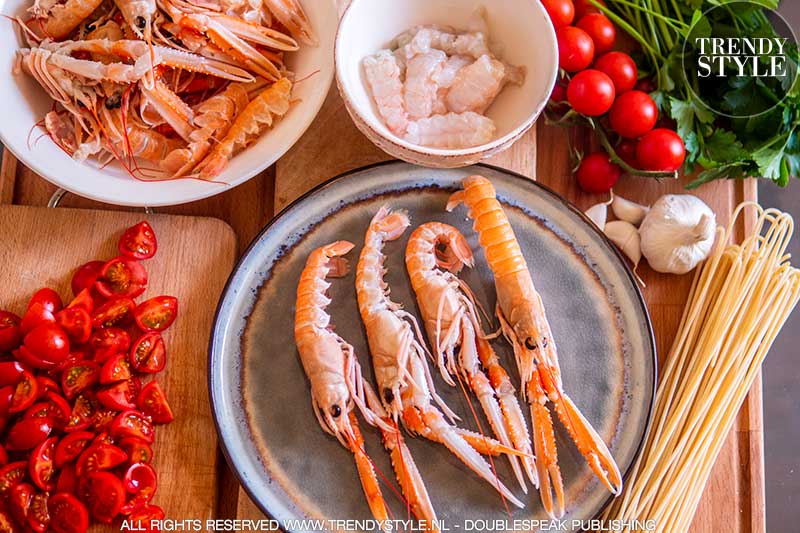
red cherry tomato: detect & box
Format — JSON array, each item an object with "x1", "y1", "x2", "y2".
[
  {"x1": 29, "y1": 436, "x2": 57, "y2": 491},
  {"x1": 79, "y1": 471, "x2": 126, "y2": 523},
  {"x1": 635, "y1": 77, "x2": 657, "y2": 93},
  {"x1": 75, "y1": 443, "x2": 128, "y2": 477},
  {"x1": 15, "y1": 346, "x2": 54, "y2": 370},
  {"x1": 567, "y1": 69, "x2": 615, "y2": 116},
  {"x1": 28, "y1": 491, "x2": 50, "y2": 532},
  {"x1": 9, "y1": 481, "x2": 33, "y2": 526},
  {"x1": 0, "y1": 386, "x2": 13, "y2": 429},
  {"x1": 576, "y1": 13, "x2": 615, "y2": 53},
  {"x1": 24, "y1": 324, "x2": 70, "y2": 364},
  {"x1": 0, "y1": 445, "x2": 7, "y2": 466},
  {"x1": 92, "y1": 298, "x2": 135, "y2": 330},
  {"x1": 100, "y1": 353, "x2": 134, "y2": 384},
  {"x1": 36, "y1": 377, "x2": 60, "y2": 398},
  {"x1": 128, "y1": 503, "x2": 164, "y2": 531},
  {"x1": 71, "y1": 261, "x2": 104, "y2": 297},
  {"x1": 92, "y1": 409, "x2": 118, "y2": 432},
  {"x1": 123, "y1": 462, "x2": 157, "y2": 496},
  {"x1": 119, "y1": 438, "x2": 153, "y2": 465},
  {"x1": 576, "y1": 152, "x2": 621, "y2": 193},
  {"x1": 542, "y1": 0, "x2": 574, "y2": 29},
  {"x1": 0, "y1": 461, "x2": 27, "y2": 497},
  {"x1": 97, "y1": 379, "x2": 140, "y2": 411},
  {"x1": 550, "y1": 82, "x2": 567, "y2": 104},
  {"x1": 138, "y1": 381, "x2": 174, "y2": 424},
  {"x1": 56, "y1": 307, "x2": 92, "y2": 344},
  {"x1": 56, "y1": 463, "x2": 78, "y2": 493},
  {"x1": 130, "y1": 333, "x2": 166, "y2": 374},
  {"x1": 556, "y1": 26, "x2": 594, "y2": 72},
  {"x1": 0, "y1": 361, "x2": 27, "y2": 387},
  {"x1": 574, "y1": 0, "x2": 605, "y2": 18},
  {"x1": 10, "y1": 370, "x2": 39, "y2": 413},
  {"x1": 48, "y1": 492, "x2": 90, "y2": 533},
  {"x1": 28, "y1": 289, "x2": 62, "y2": 314},
  {"x1": 61, "y1": 361, "x2": 100, "y2": 400},
  {"x1": 20, "y1": 303, "x2": 56, "y2": 336},
  {"x1": 95, "y1": 257, "x2": 147, "y2": 299},
  {"x1": 0, "y1": 311, "x2": 22, "y2": 352},
  {"x1": 89, "y1": 327, "x2": 131, "y2": 363},
  {"x1": 134, "y1": 296, "x2": 178, "y2": 333},
  {"x1": 609, "y1": 90, "x2": 658, "y2": 139},
  {"x1": 6, "y1": 417, "x2": 53, "y2": 451},
  {"x1": 44, "y1": 391, "x2": 72, "y2": 430},
  {"x1": 54, "y1": 431, "x2": 94, "y2": 468},
  {"x1": 616, "y1": 139, "x2": 639, "y2": 169},
  {"x1": 64, "y1": 393, "x2": 98, "y2": 433},
  {"x1": 66, "y1": 289, "x2": 95, "y2": 314},
  {"x1": 636, "y1": 128, "x2": 686, "y2": 171},
  {"x1": 111, "y1": 410, "x2": 155, "y2": 443},
  {"x1": 119, "y1": 221, "x2": 157, "y2": 260},
  {"x1": 594, "y1": 51, "x2": 638, "y2": 93}
]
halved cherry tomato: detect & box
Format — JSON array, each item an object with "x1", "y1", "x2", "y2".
[
  {"x1": 28, "y1": 491, "x2": 50, "y2": 532},
  {"x1": 44, "y1": 391, "x2": 71, "y2": 429},
  {"x1": 138, "y1": 381, "x2": 173, "y2": 424},
  {"x1": 15, "y1": 345, "x2": 55, "y2": 370},
  {"x1": 119, "y1": 222, "x2": 157, "y2": 260},
  {"x1": 134, "y1": 296, "x2": 178, "y2": 333},
  {"x1": 123, "y1": 462, "x2": 157, "y2": 496},
  {"x1": 66, "y1": 288, "x2": 95, "y2": 314},
  {"x1": 129, "y1": 333, "x2": 166, "y2": 374},
  {"x1": 89, "y1": 327, "x2": 130, "y2": 363},
  {"x1": 95, "y1": 258, "x2": 147, "y2": 299},
  {"x1": 0, "y1": 461, "x2": 27, "y2": 496},
  {"x1": 36, "y1": 377, "x2": 60, "y2": 398},
  {"x1": 6, "y1": 417, "x2": 52, "y2": 450},
  {"x1": 75, "y1": 443, "x2": 128, "y2": 477},
  {"x1": 61, "y1": 361, "x2": 100, "y2": 400},
  {"x1": 92, "y1": 409, "x2": 118, "y2": 432},
  {"x1": 0, "y1": 361, "x2": 27, "y2": 387},
  {"x1": 111, "y1": 410, "x2": 154, "y2": 443},
  {"x1": 28, "y1": 288, "x2": 62, "y2": 314},
  {"x1": 24, "y1": 324, "x2": 70, "y2": 364},
  {"x1": 78, "y1": 471, "x2": 125, "y2": 523},
  {"x1": 24, "y1": 402, "x2": 52, "y2": 420},
  {"x1": 64, "y1": 393, "x2": 97, "y2": 433},
  {"x1": 49, "y1": 492, "x2": 89, "y2": 533},
  {"x1": 54, "y1": 431, "x2": 94, "y2": 468},
  {"x1": 0, "y1": 385, "x2": 13, "y2": 432},
  {"x1": 0, "y1": 311, "x2": 22, "y2": 352},
  {"x1": 56, "y1": 463, "x2": 78, "y2": 494},
  {"x1": 100, "y1": 353, "x2": 133, "y2": 384},
  {"x1": 97, "y1": 378, "x2": 139, "y2": 411},
  {"x1": 92, "y1": 298, "x2": 135, "y2": 330},
  {"x1": 72, "y1": 261, "x2": 105, "y2": 296},
  {"x1": 0, "y1": 445, "x2": 7, "y2": 466},
  {"x1": 10, "y1": 370, "x2": 39, "y2": 413},
  {"x1": 9, "y1": 482, "x2": 33, "y2": 526},
  {"x1": 56, "y1": 307, "x2": 92, "y2": 344},
  {"x1": 0, "y1": 510, "x2": 16, "y2": 532},
  {"x1": 128, "y1": 504, "x2": 165, "y2": 531},
  {"x1": 29, "y1": 436, "x2": 57, "y2": 491},
  {"x1": 119, "y1": 438, "x2": 153, "y2": 465}
]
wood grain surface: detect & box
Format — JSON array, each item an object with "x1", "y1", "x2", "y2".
[
  {"x1": 0, "y1": 81, "x2": 762, "y2": 532},
  {"x1": 0, "y1": 204, "x2": 237, "y2": 529}
]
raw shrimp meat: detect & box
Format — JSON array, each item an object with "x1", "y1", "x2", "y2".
[
  {"x1": 446, "y1": 54, "x2": 524, "y2": 114},
  {"x1": 404, "y1": 50, "x2": 446, "y2": 120},
  {"x1": 404, "y1": 112, "x2": 495, "y2": 149},
  {"x1": 363, "y1": 50, "x2": 408, "y2": 134}
]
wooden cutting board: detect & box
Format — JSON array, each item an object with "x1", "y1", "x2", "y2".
[
  {"x1": 232, "y1": 86, "x2": 764, "y2": 533},
  {"x1": 0, "y1": 205, "x2": 237, "y2": 528}
]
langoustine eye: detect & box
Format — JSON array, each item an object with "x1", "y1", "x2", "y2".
[{"x1": 330, "y1": 405, "x2": 342, "y2": 418}]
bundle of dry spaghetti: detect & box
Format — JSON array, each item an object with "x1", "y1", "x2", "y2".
[{"x1": 601, "y1": 202, "x2": 800, "y2": 532}]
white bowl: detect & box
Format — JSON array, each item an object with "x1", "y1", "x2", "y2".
[
  {"x1": 335, "y1": 0, "x2": 558, "y2": 168},
  {"x1": 0, "y1": 0, "x2": 335, "y2": 207}
]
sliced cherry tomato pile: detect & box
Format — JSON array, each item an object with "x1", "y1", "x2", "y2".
[
  {"x1": 0, "y1": 221, "x2": 173, "y2": 532},
  {"x1": 543, "y1": 0, "x2": 686, "y2": 193}
]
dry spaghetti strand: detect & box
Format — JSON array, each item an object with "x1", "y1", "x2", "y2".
[{"x1": 601, "y1": 202, "x2": 800, "y2": 533}]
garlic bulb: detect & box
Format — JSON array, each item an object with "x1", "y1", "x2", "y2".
[
  {"x1": 612, "y1": 195, "x2": 650, "y2": 226},
  {"x1": 605, "y1": 220, "x2": 642, "y2": 267},
  {"x1": 639, "y1": 195, "x2": 717, "y2": 274}
]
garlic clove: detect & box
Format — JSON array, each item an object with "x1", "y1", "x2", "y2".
[
  {"x1": 639, "y1": 194, "x2": 717, "y2": 275},
  {"x1": 585, "y1": 202, "x2": 609, "y2": 229},
  {"x1": 612, "y1": 195, "x2": 650, "y2": 227},
  {"x1": 605, "y1": 220, "x2": 642, "y2": 266}
]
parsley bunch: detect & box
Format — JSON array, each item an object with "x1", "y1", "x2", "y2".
[{"x1": 600, "y1": 0, "x2": 800, "y2": 187}]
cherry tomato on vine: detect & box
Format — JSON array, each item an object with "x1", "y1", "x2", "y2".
[
  {"x1": 609, "y1": 90, "x2": 658, "y2": 139},
  {"x1": 134, "y1": 296, "x2": 178, "y2": 332},
  {"x1": 95, "y1": 258, "x2": 147, "y2": 299},
  {"x1": 542, "y1": 0, "x2": 575, "y2": 29},
  {"x1": 576, "y1": 153, "x2": 621, "y2": 194},
  {"x1": 0, "y1": 311, "x2": 22, "y2": 353},
  {"x1": 567, "y1": 69, "x2": 615, "y2": 116},
  {"x1": 119, "y1": 222, "x2": 157, "y2": 260},
  {"x1": 574, "y1": 0, "x2": 605, "y2": 18},
  {"x1": 557, "y1": 26, "x2": 594, "y2": 72},
  {"x1": 576, "y1": 13, "x2": 615, "y2": 53},
  {"x1": 636, "y1": 128, "x2": 686, "y2": 171},
  {"x1": 594, "y1": 51, "x2": 638, "y2": 94}
]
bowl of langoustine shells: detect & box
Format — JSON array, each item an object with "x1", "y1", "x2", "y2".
[
  {"x1": 0, "y1": 0, "x2": 335, "y2": 207},
  {"x1": 335, "y1": 0, "x2": 559, "y2": 168}
]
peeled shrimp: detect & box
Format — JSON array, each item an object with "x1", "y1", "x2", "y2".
[
  {"x1": 404, "y1": 111, "x2": 495, "y2": 149},
  {"x1": 362, "y1": 50, "x2": 408, "y2": 135},
  {"x1": 404, "y1": 50, "x2": 446, "y2": 120},
  {"x1": 446, "y1": 54, "x2": 520, "y2": 114}
]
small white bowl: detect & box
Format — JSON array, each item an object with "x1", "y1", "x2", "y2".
[
  {"x1": 335, "y1": 0, "x2": 558, "y2": 168},
  {"x1": 0, "y1": 0, "x2": 335, "y2": 207}
]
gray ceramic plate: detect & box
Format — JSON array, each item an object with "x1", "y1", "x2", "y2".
[{"x1": 209, "y1": 162, "x2": 656, "y2": 532}]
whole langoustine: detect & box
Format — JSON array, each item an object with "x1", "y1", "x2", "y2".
[
  {"x1": 294, "y1": 241, "x2": 436, "y2": 525},
  {"x1": 447, "y1": 175, "x2": 622, "y2": 518},
  {"x1": 355, "y1": 206, "x2": 525, "y2": 509},
  {"x1": 405, "y1": 222, "x2": 537, "y2": 493}
]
